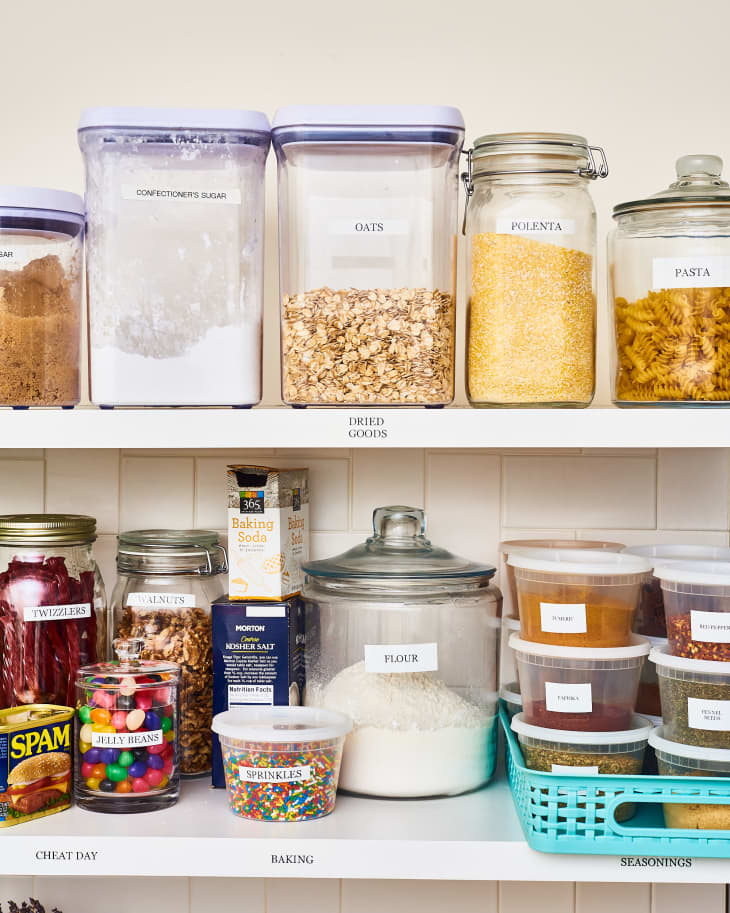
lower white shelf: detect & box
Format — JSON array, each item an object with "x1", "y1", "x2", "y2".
[{"x1": 2, "y1": 778, "x2": 729, "y2": 882}]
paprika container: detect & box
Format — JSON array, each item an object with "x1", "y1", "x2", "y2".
[
  {"x1": 272, "y1": 105, "x2": 464, "y2": 406},
  {"x1": 610, "y1": 154, "x2": 730, "y2": 405},
  {"x1": 110, "y1": 529, "x2": 227, "y2": 776},
  {"x1": 74, "y1": 637, "x2": 180, "y2": 813},
  {"x1": 0, "y1": 514, "x2": 106, "y2": 710},
  {"x1": 0, "y1": 187, "x2": 83, "y2": 408},
  {"x1": 463, "y1": 133, "x2": 607, "y2": 406}
]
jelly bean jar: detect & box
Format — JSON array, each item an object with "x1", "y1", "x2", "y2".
[{"x1": 74, "y1": 637, "x2": 180, "y2": 813}]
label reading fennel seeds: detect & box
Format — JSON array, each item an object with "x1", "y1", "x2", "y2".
[
  {"x1": 239, "y1": 765, "x2": 311, "y2": 783},
  {"x1": 91, "y1": 730, "x2": 163, "y2": 748},
  {"x1": 121, "y1": 184, "x2": 241, "y2": 204},
  {"x1": 127, "y1": 592, "x2": 196, "y2": 608},
  {"x1": 690, "y1": 610, "x2": 730, "y2": 643},
  {"x1": 545, "y1": 681, "x2": 593, "y2": 713},
  {"x1": 540, "y1": 602, "x2": 587, "y2": 633},
  {"x1": 24, "y1": 603, "x2": 91, "y2": 622},
  {"x1": 687, "y1": 697, "x2": 730, "y2": 730},
  {"x1": 364, "y1": 642, "x2": 439, "y2": 674},
  {"x1": 551, "y1": 763, "x2": 599, "y2": 775},
  {"x1": 652, "y1": 255, "x2": 730, "y2": 290},
  {"x1": 496, "y1": 217, "x2": 576, "y2": 234}
]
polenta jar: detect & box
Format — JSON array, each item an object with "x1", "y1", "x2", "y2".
[
  {"x1": 610, "y1": 155, "x2": 730, "y2": 405},
  {"x1": 463, "y1": 133, "x2": 607, "y2": 407}
]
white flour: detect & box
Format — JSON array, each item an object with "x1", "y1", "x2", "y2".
[{"x1": 309, "y1": 661, "x2": 493, "y2": 797}]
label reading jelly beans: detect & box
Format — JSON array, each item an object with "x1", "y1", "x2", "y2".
[
  {"x1": 91, "y1": 729, "x2": 164, "y2": 748},
  {"x1": 239, "y1": 764, "x2": 312, "y2": 783}
]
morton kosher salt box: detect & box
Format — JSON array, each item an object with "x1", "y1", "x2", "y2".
[
  {"x1": 227, "y1": 465, "x2": 309, "y2": 600},
  {"x1": 211, "y1": 596, "x2": 306, "y2": 787}
]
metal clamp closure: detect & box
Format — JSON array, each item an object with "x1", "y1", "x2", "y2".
[
  {"x1": 582, "y1": 145, "x2": 609, "y2": 180},
  {"x1": 460, "y1": 148, "x2": 474, "y2": 235}
]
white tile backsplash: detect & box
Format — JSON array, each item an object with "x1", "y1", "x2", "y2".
[
  {"x1": 34, "y1": 876, "x2": 189, "y2": 913},
  {"x1": 46, "y1": 449, "x2": 120, "y2": 533},
  {"x1": 352, "y1": 450, "x2": 425, "y2": 530},
  {"x1": 576, "y1": 883, "x2": 651, "y2": 913},
  {"x1": 342, "y1": 880, "x2": 498, "y2": 913},
  {"x1": 190, "y1": 877, "x2": 265, "y2": 913},
  {"x1": 651, "y1": 883, "x2": 727, "y2": 913},
  {"x1": 266, "y1": 878, "x2": 340, "y2": 913},
  {"x1": 120, "y1": 456, "x2": 195, "y2": 530},
  {"x1": 498, "y1": 881, "x2": 575, "y2": 913},
  {"x1": 0, "y1": 459, "x2": 44, "y2": 513},
  {"x1": 658, "y1": 449, "x2": 730, "y2": 530}
]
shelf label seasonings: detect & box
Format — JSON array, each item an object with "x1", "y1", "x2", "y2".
[
  {"x1": 545, "y1": 681, "x2": 593, "y2": 713},
  {"x1": 539, "y1": 602, "x2": 587, "y2": 633},
  {"x1": 363, "y1": 642, "x2": 439, "y2": 674},
  {"x1": 687, "y1": 697, "x2": 730, "y2": 730}
]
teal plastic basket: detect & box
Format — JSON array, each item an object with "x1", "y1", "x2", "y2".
[{"x1": 500, "y1": 706, "x2": 730, "y2": 856}]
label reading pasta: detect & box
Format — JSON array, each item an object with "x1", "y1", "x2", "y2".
[
  {"x1": 496, "y1": 217, "x2": 576, "y2": 235},
  {"x1": 690, "y1": 610, "x2": 730, "y2": 643},
  {"x1": 652, "y1": 255, "x2": 730, "y2": 290},
  {"x1": 545, "y1": 681, "x2": 593, "y2": 713},
  {"x1": 540, "y1": 602, "x2": 587, "y2": 633},
  {"x1": 687, "y1": 697, "x2": 730, "y2": 730}
]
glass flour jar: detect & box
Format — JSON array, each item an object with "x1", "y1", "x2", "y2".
[
  {"x1": 303, "y1": 506, "x2": 500, "y2": 798},
  {"x1": 79, "y1": 107, "x2": 270, "y2": 407}
]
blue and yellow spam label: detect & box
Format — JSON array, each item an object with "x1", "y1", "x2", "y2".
[{"x1": 0, "y1": 704, "x2": 73, "y2": 827}]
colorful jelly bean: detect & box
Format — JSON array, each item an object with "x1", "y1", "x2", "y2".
[
  {"x1": 135, "y1": 691, "x2": 153, "y2": 711},
  {"x1": 79, "y1": 705, "x2": 92, "y2": 724},
  {"x1": 100, "y1": 748, "x2": 120, "y2": 765},
  {"x1": 126, "y1": 709, "x2": 145, "y2": 731}
]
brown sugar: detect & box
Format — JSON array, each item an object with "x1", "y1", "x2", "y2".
[{"x1": 0, "y1": 254, "x2": 80, "y2": 405}]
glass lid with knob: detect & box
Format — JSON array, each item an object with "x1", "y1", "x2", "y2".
[
  {"x1": 77, "y1": 636, "x2": 180, "y2": 685},
  {"x1": 614, "y1": 154, "x2": 730, "y2": 217}
]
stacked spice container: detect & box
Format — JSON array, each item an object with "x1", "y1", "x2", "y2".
[{"x1": 506, "y1": 549, "x2": 653, "y2": 810}]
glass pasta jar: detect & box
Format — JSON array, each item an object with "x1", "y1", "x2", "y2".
[
  {"x1": 463, "y1": 133, "x2": 608, "y2": 407},
  {"x1": 610, "y1": 155, "x2": 730, "y2": 405},
  {"x1": 272, "y1": 106, "x2": 464, "y2": 407}
]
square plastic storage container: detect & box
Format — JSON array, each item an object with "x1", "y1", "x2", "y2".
[
  {"x1": 511, "y1": 633, "x2": 650, "y2": 731},
  {"x1": 272, "y1": 105, "x2": 464, "y2": 407},
  {"x1": 654, "y1": 561, "x2": 730, "y2": 662},
  {"x1": 507, "y1": 550, "x2": 651, "y2": 647},
  {"x1": 652, "y1": 645, "x2": 730, "y2": 749},
  {"x1": 79, "y1": 107, "x2": 270, "y2": 407}
]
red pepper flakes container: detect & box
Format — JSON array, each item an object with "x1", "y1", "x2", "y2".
[
  {"x1": 0, "y1": 515, "x2": 106, "y2": 709},
  {"x1": 656, "y1": 562, "x2": 730, "y2": 662}
]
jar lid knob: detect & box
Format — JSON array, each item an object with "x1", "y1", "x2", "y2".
[
  {"x1": 676, "y1": 154, "x2": 723, "y2": 178},
  {"x1": 113, "y1": 637, "x2": 145, "y2": 664},
  {"x1": 372, "y1": 505, "x2": 426, "y2": 541}
]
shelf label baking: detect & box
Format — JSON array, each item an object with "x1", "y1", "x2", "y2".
[
  {"x1": 540, "y1": 602, "x2": 587, "y2": 633},
  {"x1": 127, "y1": 592, "x2": 196, "y2": 608},
  {"x1": 551, "y1": 763, "x2": 599, "y2": 775},
  {"x1": 364, "y1": 642, "x2": 439, "y2": 674},
  {"x1": 652, "y1": 255, "x2": 730, "y2": 290},
  {"x1": 687, "y1": 696, "x2": 730, "y2": 730},
  {"x1": 121, "y1": 184, "x2": 241, "y2": 204},
  {"x1": 24, "y1": 603, "x2": 91, "y2": 622},
  {"x1": 545, "y1": 681, "x2": 592, "y2": 713},
  {"x1": 228, "y1": 683, "x2": 274, "y2": 706},
  {"x1": 239, "y1": 764, "x2": 311, "y2": 783},
  {"x1": 496, "y1": 216, "x2": 576, "y2": 234},
  {"x1": 690, "y1": 610, "x2": 730, "y2": 643},
  {"x1": 91, "y1": 729, "x2": 164, "y2": 748}
]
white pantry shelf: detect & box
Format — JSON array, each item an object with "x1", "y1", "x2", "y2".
[
  {"x1": 1, "y1": 778, "x2": 727, "y2": 882},
  {"x1": 1, "y1": 405, "x2": 729, "y2": 449}
]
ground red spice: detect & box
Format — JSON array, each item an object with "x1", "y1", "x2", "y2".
[
  {"x1": 523, "y1": 699, "x2": 633, "y2": 731},
  {"x1": 667, "y1": 611, "x2": 730, "y2": 662}
]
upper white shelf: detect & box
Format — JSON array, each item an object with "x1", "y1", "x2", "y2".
[{"x1": 0, "y1": 405, "x2": 728, "y2": 449}]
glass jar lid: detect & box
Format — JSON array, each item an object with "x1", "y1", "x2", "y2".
[
  {"x1": 303, "y1": 506, "x2": 495, "y2": 592},
  {"x1": 614, "y1": 154, "x2": 730, "y2": 217},
  {"x1": 117, "y1": 529, "x2": 227, "y2": 576},
  {"x1": 0, "y1": 514, "x2": 96, "y2": 546},
  {"x1": 77, "y1": 637, "x2": 180, "y2": 686},
  {"x1": 469, "y1": 132, "x2": 608, "y2": 178}
]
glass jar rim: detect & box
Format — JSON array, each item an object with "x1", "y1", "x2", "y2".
[
  {"x1": 117, "y1": 529, "x2": 227, "y2": 576},
  {"x1": 0, "y1": 513, "x2": 96, "y2": 546}
]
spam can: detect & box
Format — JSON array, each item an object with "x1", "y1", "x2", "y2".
[{"x1": 0, "y1": 704, "x2": 73, "y2": 827}]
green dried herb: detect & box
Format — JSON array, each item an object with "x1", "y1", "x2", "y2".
[
  {"x1": 661, "y1": 677, "x2": 730, "y2": 749},
  {"x1": 522, "y1": 744, "x2": 642, "y2": 775}
]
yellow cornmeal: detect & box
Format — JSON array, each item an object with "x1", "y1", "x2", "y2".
[{"x1": 468, "y1": 233, "x2": 595, "y2": 404}]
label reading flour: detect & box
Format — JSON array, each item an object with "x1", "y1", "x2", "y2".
[
  {"x1": 545, "y1": 681, "x2": 593, "y2": 713},
  {"x1": 91, "y1": 729, "x2": 163, "y2": 748},
  {"x1": 121, "y1": 184, "x2": 241, "y2": 204},
  {"x1": 24, "y1": 603, "x2": 91, "y2": 622},
  {"x1": 127, "y1": 592, "x2": 196, "y2": 608},
  {"x1": 364, "y1": 642, "x2": 438, "y2": 674},
  {"x1": 551, "y1": 763, "x2": 599, "y2": 775},
  {"x1": 690, "y1": 610, "x2": 730, "y2": 643},
  {"x1": 687, "y1": 697, "x2": 730, "y2": 730},
  {"x1": 496, "y1": 216, "x2": 576, "y2": 235},
  {"x1": 228, "y1": 684, "x2": 274, "y2": 706},
  {"x1": 652, "y1": 255, "x2": 730, "y2": 290},
  {"x1": 540, "y1": 602, "x2": 587, "y2": 634},
  {"x1": 239, "y1": 765, "x2": 311, "y2": 783}
]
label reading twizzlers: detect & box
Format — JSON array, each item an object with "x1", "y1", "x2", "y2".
[
  {"x1": 91, "y1": 730, "x2": 164, "y2": 748},
  {"x1": 24, "y1": 603, "x2": 91, "y2": 622},
  {"x1": 540, "y1": 603, "x2": 587, "y2": 634},
  {"x1": 687, "y1": 697, "x2": 730, "y2": 731},
  {"x1": 690, "y1": 610, "x2": 730, "y2": 643},
  {"x1": 545, "y1": 681, "x2": 593, "y2": 713},
  {"x1": 239, "y1": 765, "x2": 311, "y2": 783},
  {"x1": 364, "y1": 642, "x2": 438, "y2": 674}
]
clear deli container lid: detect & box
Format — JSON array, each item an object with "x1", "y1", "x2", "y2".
[
  {"x1": 512, "y1": 712, "x2": 653, "y2": 747},
  {"x1": 78, "y1": 106, "x2": 271, "y2": 135},
  {"x1": 510, "y1": 632, "x2": 651, "y2": 661},
  {"x1": 0, "y1": 186, "x2": 84, "y2": 217},
  {"x1": 653, "y1": 560, "x2": 730, "y2": 587},
  {"x1": 212, "y1": 706, "x2": 352, "y2": 744},
  {"x1": 623, "y1": 544, "x2": 730, "y2": 566},
  {"x1": 649, "y1": 726, "x2": 730, "y2": 770},
  {"x1": 500, "y1": 683, "x2": 522, "y2": 705},
  {"x1": 614, "y1": 155, "x2": 730, "y2": 217},
  {"x1": 501, "y1": 538, "x2": 625, "y2": 556},
  {"x1": 650, "y1": 644, "x2": 730, "y2": 679},
  {"x1": 502, "y1": 615, "x2": 521, "y2": 632},
  {"x1": 507, "y1": 549, "x2": 651, "y2": 577},
  {"x1": 302, "y1": 506, "x2": 495, "y2": 588},
  {"x1": 272, "y1": 104, "x2": 464, "y2": 131}
]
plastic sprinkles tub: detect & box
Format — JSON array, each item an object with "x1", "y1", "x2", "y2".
[{"x1": 212, "y1": 706, "x2": 351, "y2": 821}]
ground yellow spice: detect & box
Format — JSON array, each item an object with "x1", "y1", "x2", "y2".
[{"x1": 468, "y1": 233, "x2": 595, "y2": 404}]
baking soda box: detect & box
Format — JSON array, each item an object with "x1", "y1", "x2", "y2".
[{"x1": 227, "y1": 465, "x2": 309, "y2": 600}]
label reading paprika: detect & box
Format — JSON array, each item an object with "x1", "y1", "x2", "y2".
[{"x1": 545, "y1": 681, "x2": 593, "y2": 713}]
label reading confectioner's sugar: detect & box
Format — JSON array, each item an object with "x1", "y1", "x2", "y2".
[
  {"x1": 687, "y1": 697, "x2": 730, "y2": 730},
  {"x1": 228, "y1": 684, "x2": 274, "y2": 706},
  {"x1": 24, "y1": 603, "x2": 91, "y2": 622},
  {"x1": 0, "y1": 249, "x2": 14, "y2": 258},
  {"x1": 121, "y1": 184, "x2": 241, "y2": 204},
  {"x1": 690, "y1": 610, "x2": 730, "y2": 643},
  {"x1": 127, "y1": 592, "x2": 196, "y2": 608},
  {"x1": 239, "y1": 765, "x2": 311, "y2": 783},
  {"x1": 551, "y1": 763, "x2": 599, "y2": 775},
  {"x1": 496, "y1": 217, "x2": 576, "y2": 234},
  {"x1": 544, "y1": 681, "x2": 593, "y2": 713},
  {"x1": 540, "y1": 602, "x2": 587, "y2": 633},
  {"x1": 328, "y1": 219, "x2": 410, "y2": 236},
  {"x1": 652, "y1": 255, "x2": 730, "y2": 290},
  {"x1": 91, "y1": 729, "x2": 164, "y2": 748},
  {"x1": 364, "y1": 642, "x2": 439, "y2": 674}
]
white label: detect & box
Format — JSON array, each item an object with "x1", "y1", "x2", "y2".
[
  {"x1": 363, "y1": 642, "x2": 439, "y2": 674},
  {"x1": 127, "y1": 592, "x2": 196, "y2": 608},
  {"x1": 121, "y1": 184, "x2": 241, "y2": 204},
  {"x1": 539, "y1": 602, "x2": 587, "y2": 634},
  {"x1": 245, "y1": 605, "x2": 287, "y2": 618},
  {"x1": 328, "y1": 219, "x2": 409, "y2": 236},
  {"x1": 239, "y1": 764, "x2": 311, "y2": 783},
  {"x1": 0, "y1": 249, "x2": 14, "y2": 259},
  {"x1": 91, "y1": 729, "x2": 164, "y2": 748},
  {"x1": 687, "y1": 697, "x2": 730, "y2": 730},
  {"x1": 551, "y1": 763, "x2": 599, "y2": 775},
  {"x1": 24, "y1": 603, "x2": 91, "y2": 622},
  {"x1": 545, "y1": 681, "x2": 593, "y2": 713},
  {"x1": 228, "y1": 684, "x2": 274, "y2": 706},
  {"x1": 496, "y1": 216, "x2": 576, "y2": 235},
  {"x1": 652, "y1": 255, "x2": 730, "y2": 290},
  {"x1": 690, "y1": 610, "x2": 730, "y2": 643}
]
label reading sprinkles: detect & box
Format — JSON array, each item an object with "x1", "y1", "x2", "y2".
[{"x1": 239, "y1": 764, "x2": 311, "y2": 783}]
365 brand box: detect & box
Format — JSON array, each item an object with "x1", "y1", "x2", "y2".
[
  {"x1": 211, "y1": 596, "x2": 306, "y2": 788},
  {"x1": 226, "y1": 465, "x2": 309, "y2": 600}
]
